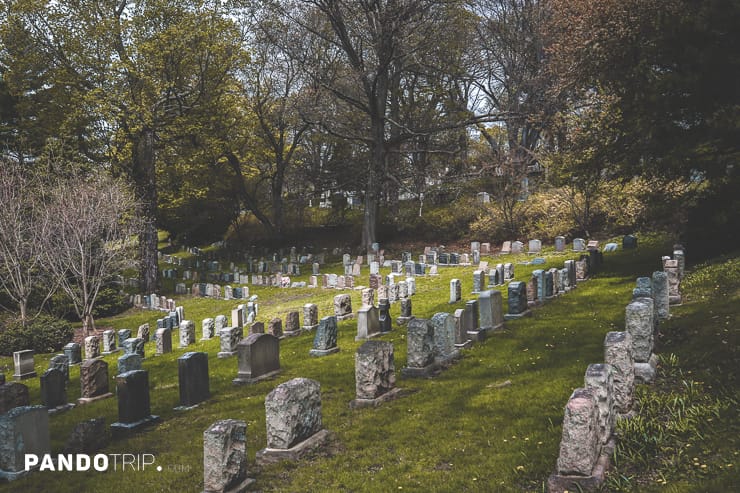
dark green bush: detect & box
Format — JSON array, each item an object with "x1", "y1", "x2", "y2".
[{"x1": 0, "y1": 314, "x2": 74, "y2": 356}]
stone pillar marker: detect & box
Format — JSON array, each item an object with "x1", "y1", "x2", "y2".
[
  {"x1": 505, "y1": 281, "x2": 531, "y2": 320},
  {"x1": 63, "y1": 342, "x2": 82, "y2": 365},
  {"x1": 302, "y1": 303, "x2": 319, "y2": 331},
  {"x1": 256, "y1": 378, "x2": 331, "y2": 465},
  {"x1": 179, "y1": 320, "x2": 196, "y2": 348},
  {"x1": 604, "y1": 331, "x2": 635, "y2": 416},
  {"x1": 431, "y1": 312, "x2": 460, "y2": 365},
  {"x1": 218, "y1": 326, "x2": 243, "y2": 358},
  {"x1": 310, "y1": 316, "x2": 339, "y2": 356},
  {"x1": 232, "y1": 333, "x2": 281, "y2": 384},
  {"x1": 350, "y1": 341, "x2": 401, "y2": 409},
  {"x1": 110, "y1": 369, "x2": 159, "y2": 436},
  {"x1": 102, "y1": 329, "x2": 118, "y2": 354},
  {"x1": 652, "y1": 270, "x2": 669, "y2": 320},
  {"x1": 84, "y1": 335, "x2": 101, "y2": 360},
  {"x1": 626, "y1": 299, "x2": 658, "y2": 383},
  {"x1": 155, "y1": 327, "x2": 172, "y2": 355},
  {"x1": 284, "y1": 311, "x2": 301, "y2": 337},
  {"x1": 12, "y1": 350, "x2": 36, "y2": 380},
  {"x1": 201, "y1": 318, "x2": 215, "y2": 341},
  {"x1": 176, "y1": 352, "x2": 209, "y2": 410},
  {"x1": 584, "y1": 364, "x2": 616, "y2": 446},
  {"x1": 0, "y1": 406, "x2": 51, "y2": 481},
  {"x1": 401, "y1": 318, "x2": 438, "y2": 378},
  {"x1": 203, "y1": 420, "x2": 254, "y2": 493}
]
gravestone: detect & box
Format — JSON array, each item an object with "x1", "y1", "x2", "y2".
[
  {"x1": 604, "y1": 243, "x2": 618, "y2": 252},
  {"x1": 118, "y1": 329, "x2": 131, "y2": 347},
  {"x1": 545, "y1": 270, "x2": 554, "y2": 298},
  {"x1": 402, "y1": 318, "x2": 437, "y2": 377},
  {"x1": 49, "y1": 354, "x2": 70, "y2": 382},
  {"x1": 117, "y1": 353, "x2": 142, "y2": 375},
  {"x1": 565, "y1": 260, "x2": 577, "y2": 289},
  {"x1": 481, "y1": 242, "x2": 491, "y2": 253},
  {"x1": 664, "y1": 259, "x2": 682, "y2": 304},
  {"x1": 84, "y1": 336, "x2": 101, "y2": 360},
  {"x1": 604, "y1": 332, "x2": 634, "y2": 415},
  {"x1": 511, "y1": 241, "x2": 524, "y2": 254},
  {"x1": 505, "y1": 281, "x2": 530, "y2": 319},
  {"x1": 396, "y1": 298, "x2": 413, "y2": 325},
  {"x1": 573, "y1": 238, "x2": 586, "y2": 252},
  {"x1": 0, "y1": 383, "x2": 30, "y2": 414},
  {"x1": 626, "y1": 299, "x2": 658, "y2": 383},
  {"x1": 62, "y1": 418, "x2": 108, "y2": 454},
  {"x1": 179, "y1": 320, "x2": 196, "y2": 348},
  {"x1": 268, "y1": 318, "x2": 283, "y2": 338},
  {"x1": 406, "y1": 277, "x2": 416, "y2": 295},
  {"x1": 78, "y1": 359, "x2": 113, "y2": 404},
  {"x1": 249, "y1": 321, "x2": 265, "y2": 335},
  {"x1": 528, "y1": 239, "x2": 542, "y2": 254},
  {"x1": 203, "y1": 420, "x2": 254, "y2": 492},
  {"x1": 453, "y1": 308, "x2": 471, "y2": 348},
  {"x1": 333, "y1": 294, "x2": 354, "y2": 321},
  {"x1": 155, "y1": 328, "x2": 172, "y2": 355},
  {"x1": 122, "y1": 337, "x2": 145, "y2": 359},
  {"x1": 256, "y1": 378, "x2": 330, "y2": 465},
  {"x1": 12, "y1": 350, "x2": 36, "y2": 380},
  {"x1": 176, "y1": 352, "x2": 209, "y2": 410},
  {"x1": 102, "y1": 330, "x2": 118, "y2": 354},
  {"x1": 356, "y1": 306, "x2": 380, "y2": 341},
  {"x1": 310, "y1": 316, "x2": 339, "y2": 356},
  {"x1": 214, "y1": 315, "x2": 228, "y2": 333},
  {"x1": 463, "y1": 299, "x2": 480, "y2": 341},
  {"x1": 431, "y1": 312, "x2": 459, "y2": 365},
  {"x1": 137, "y1": 323, "x2": 150, "y2": 342},
  {"x1": 622, "y1": 234, "x2": 637, "y2": 249},
  {"x1": 351, "y1": 341, "x2": 400, "y2": 408},
  {"x1": 233, "y1": 334, "x2": 281, "y2": 384},
  {"x1": 110, "y1": 370, "x2": 159, "y2": 436},
  {"x1": 548, "y1": 268, "x2": 560, "y2": 295},
  {"x1": 504, "y1": 262, "x2": 514, "y2": 280},
  {"x1": 63, "y1": 342, "x2": 82, "y2": 365},
  {"x1": 201, "y1": 318, "x2": 215, "y2": 340},
  {"x1": 555, "y1": 236, "x2": 566, "y2": 252},
  {"x1": 302, "y1": 303, "x2": 319, "y2": 331},
  {"x1": 231, "y1": 307, "x2": 244, "y2": 330},
  {"x1": 449, "y1": 279, "x2": 462, "y2": 303},
  {"x1": 576, "y1": 259, "x2": 588, "y2": 281},
  {"x1": 478, "y1": 290, "x2": 504, "y2": 334},
  {"x1": 361, "y1": 288, "x2": 375, "y2": 308},
  {"x1": 284, "y1": 311, "x2": 301, "y2": 337},
  {"x1": 217, "y1": 326, "x2": 243, "y2": 358},
  {"x1": 501, "y1": 241, "x2": 512, "y2": 254},
  {"x1": 472, "y1": 270, "x2": 486, "y2": 294},
  {"x1": 652, "y1": 271, "x2": 670, "y2": 320},
  {"x1": 532, "y1": 270, "x2": 546, "y2": 302},
  {"x1": 378, "y1": 299, "x2": 392, "y2": 333},
  {"x1": 0, "y1": 406, "x2": 50, "y2": 480},
  {"x1": 41, "y1": 368, "x2": 71, "y2": 412},
  {"x1": 553, "y1": 388, "x2": 600, "y2": 478},
  {"x1": 526, "y1": 277, "x2": 539, "y2": 307},
  {"x1": 584, "y1": 364, "x2": 615, "y2": 446}
]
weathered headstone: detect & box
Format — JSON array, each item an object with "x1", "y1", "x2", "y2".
[
  {"x1": 78, "y1": 359, "x2": 113, "y2": 404},
  {"x1": 0, "y1": 383, "x2": 29, "y2": 414},
  {"x1": 268, "y1": 318, "x2": 283, "y2": 338},
  {"x1": 203, "y1": 420, "x2": 254, "y2": 492},
  {"x1": 396, "y1": 298, "x2": 413, "y2": 325},
  {"x1": 402, "y1": 318, "x2": 437, "y2": 377},
  {"x1": 49, "y1": 354, "x2": 70, "y2": 382},
  {"x1": 284, "y1": 311, "x2": 301, "y2": 337},
  {"x1": 84, "y1": 336, "x2": 101, "y2": 360},
  {"x1": 584, "y1": 364, "x2": 615, "y2": 445},
  {"x1": 310, "y1": 316, "x2": 339, "y2": 357},
  {"x1": 256, "y1": 378, "x2": 330, "y2": 465},
  {"x1": 626, "y1": 299, "x2": 657, "y2": 383},
  {"x1": 122, "y1": 337, "x2": 145, "y2": 359},
  {"x1": 102, "y1": 330, "x2": 118, "y2": 354},
  {"x1": 176, "y1": 352, "x2": 209, "y2": 410},
  {"x1": 378, "y1": 299, "x2": 392, "y2": 333},
  {"x1": 201, "y1": 318, "x2": 215, "y2": 340},
  {"x1": 652, "y1": 270, "x2": 670, "y2": 320},
  {"x1": 472, "y1": 270, "x2": 486, "y2": 294},
  {"x1": 664, "y1": 259, "x2": 682, "y2": 304},
  {"x1": 0, "y1": 406, "x2": 50, "y2": 480},
  {"x1": 478, "y1": 290, "x2": 504, "y2": 334},
  {"x1": 604, "y1": 331, "x2": 634, "y2": 415},
  {"x1": 333, "y1": 294, "x2": 354, "y2": 321},
  {"x1": 117, "y1": 353, "x2": 142, "y2": 375},
  {"x1": 302, "y1": 303, "x2": 319, "y2": 331},
  {"x1": 573, "y1": 238, "x2": 586, "y2": 252},
  {"x1": 63, "y1": 342, "x2": 82, "y2": 365},
  {"x1": 449, "y1": 279, "x2": 462, "y2": 303},
  {"x1": 505, "y1": 281, "x2": 530, "y2": 319},
  {"x1": 553, "y1": 388, "x2": 600, "y2": 476},
  {"x1": 137, "y1": 323, "x2": 151, "y2": 342},
  {"x1": 233, "y1": 334, "x2": 281, "y2": 384},
  {"x1": 350, "y1": 341, "x2": 400, "y2": 408},
  {"x1": 431, "y1": 312, "x2": 459, "y2": 365},
  {"x1": 217, "y1": 326, "x2": 243, "y2": 358},
  {"x1": 155, "y1": 328, "x2": 172, "y2": 355},
  {"x1": 179, "y1": 320, "x2": 196, "y2": 348},
  {"x1": 504, "y1": 262, "x2": 514, "y2": 280},
  {"x1": 110, "y1": 370, "x2": 159, "y2": 435},
  {"x1": 12, "y1": 350, "x2": 36, "y2": 380},
  {"x1": 214, "y1": 315, "x2": 228, "y2": 333}
]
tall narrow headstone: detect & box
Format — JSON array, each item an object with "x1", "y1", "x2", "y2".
[
  {"x1": 102, "y1": 330, "x2": 118, "y2": 354},
  {"x1": 449, "y1": 279, "x2": 462, "y2": 303},
  {"x1": 378, "y1": 299, "x2": 392, "y2": 333},
  {"x1": 201, "y1": 318, "x2": 215, "y2": 341},
  {"x1": 652, "y1": 271, "x2": 669, "y2": 320},
  {"x1": 584, "y1": 364, "x2": 615, "y2": 446},
  {"x1": 179, "y1": 320, "x2": 196, "y2": 348},
  {"x1": 310, "y1": 316, "x2": 339, "y2": 356},
  {"x1": 155, "y1": 328, "x2": 172, "y2": 355},
  {"x1": 122, "y1": 337, "x2": 145, "y2": 359},
  {"x1": 203, "y1": 420, "x2": 254, "y2": 492},
  {"x1": 604, "y1": 331, "x2": 634, "y2": 415},
  {"x1": 431, "y1": 312, "x2": 459, "y2": 365},
  {"x1": 176, "y1": 352, "x2": 210, "y2": 410},
  {"x1": 302, "y1": 303, "x2": 319, "y2": 331},
  {"x1": 402, "y1": 318, "x2": 437, "y2": 377},
  {"x1": 111, "y1": 370, "x2": 159, "y2": 435}
]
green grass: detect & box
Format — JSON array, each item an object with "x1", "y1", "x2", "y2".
[{"x1": 1, "y1": 235, "x2": 738, "y2": 492}]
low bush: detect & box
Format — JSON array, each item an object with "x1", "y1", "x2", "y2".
[{"x1": 0, "y1": 314, "x2": 74, "y2": 355}]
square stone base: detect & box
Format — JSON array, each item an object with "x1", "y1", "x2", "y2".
[
  {"x1": 48, "y1": 403, "x2": 76, "y2": 415},
  {"x1": 504, "y1": 310, "x2": 531, "y2": 320},
  {"x1": 217, "y1": 351, "x2": 237, "y2": 359},
  {"x1": 467, "y1": 330, "x2": 485, "y2": 342},
  {"x1": 232, "y1": 369, "x2": 281, "y2": 385},
  {"x1": 13, "y1": 371, "x2": 37, "y2": 380},
  {"x1": 669, "y1": 295, "x2": 682, "y2": 305},
  {"x1": 547, "y1": 437, "x2": 615, "y2": 493},
  {"x1": 302, "y1": 324, "x2": 319, "y2": 332},
  {"x1": 349, "y1": 387, "x2": 404, "y2": 409},
  {"x1": 401, "y1": 362, "x2": 440, "y2": 378},
  {"x1": 336, "y1": 314, "x2": 354, "y2": 321},
  {"x1": 77, "y1": 392, "x2": 114, "y2": 405},
  {"x1": 309, "y1": 347, "x2": 340, "y2": 357},
  {"x1": 256, "y1": 429, "x2": 332, "y2": 466},
  {"x1": 202, "y1": 476, "x2": 255, "y2": 493},
  {"x1": 111, "y1": 415, "x2": 160, "y2": 438}
]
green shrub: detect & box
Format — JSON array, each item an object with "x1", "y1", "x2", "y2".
[
  {"x1": 0, "y1": 314, "x2": 74, "y2": 355},
  {"x1": 92, "y1": 286, "x2": 132, "y2": 318}
]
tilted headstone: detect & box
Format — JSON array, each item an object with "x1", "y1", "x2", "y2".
[
  {"x1": 117, "y1": 353, "x2": 142, "y2": 375},
  {"x1": 256, "y1": 378, "x2": 329, "y2": 465},
  {"x1": 233, "y1": 334, "x2": 281, "y2": 384},
  {"x1": 604, "y1": 331, "x2": 634, "y2": 415},
  {"x1": 310, "y1": 316, "x2": 339, "y2": 356},
  {"x1": 111, "y1": 370, "x2": 158, "y2": 434},
  {"x1": 177, "y1": 352, "x2": 209, "y2": 409},
  {"x1": 302, "y1": 303, "x2": 319, "y2": 331},
  {"x1": 203, "y1": 420, "x2": 253, "y2": 492},
  {"x1": 155, "y1": 328, "x2": 172, "y2": 355},
  {"x1": 78, "y1": 359, "x2": 112, "y2": 403},
  {"x1": 584, "y1": 364, "x2": 616, "y2": 445},
  {"x1": 12, "y1": 350, "x2": 36, "y2": 380},
  {"x1": 0, "y1": 406, "x2": 50, "y2": 479},
  {"x1": 555, "y1": 388, "x2": 600, "y2": 476},
  {"x1": 201, "y1": 318, "x2": 215, "y2": 340},
  {"x1": 217, "y1": 326, "x2": 243, "y2": 358},
  {"x1": 402, "y1": 318, "x2": 437, "y2": 377},
  {"x1": 179, "y1": 320, "x2": 196, "y2": 348},
  {"x1": 63, "y1": 342, "x2": 82, "y2": 365},
  {"x1": 84, "y1": 336, "x2": 101, "y2": 360},
  {"x1": 352, "y1": 341, "x2": 398, "y2": 407}
]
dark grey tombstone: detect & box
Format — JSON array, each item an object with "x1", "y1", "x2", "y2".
[
  {"x1": 622, "y1": 235, "x2": 637, "y2": 249},
  {"x1": 0, "y1": 382, "x2": 30, "y2": 414},
  {"x1": 117, "y1": 353, "x2": 142, "y2": 375},
  {"x1": 122, "y1": 337, "x2": 145, "y2": 359},
  {"x1": 177, "y1": 352, "x2": 210, "y2": 409},
  {"x1": 233, "y1": 334, "x2": 281, "y2": 384},
  {"x1": 49, "y1": 354, "x2": 70, "y2": 382},
  {"x1": 117, "y1": 329, "x2": 132, "y2": 347},
  {"x1": 310, "y1": 316, "x2": 339, "y2": 356},
  {"x1": 401, "y1": 318, "x2": 437, "y2": 378},
  {"x1": 505, "y1": 281, "x2": 530, "y2": 319},
  {"x1": 378, "y1": 299, "x2": 392, "y2": 332},
  {"x1": 463, "y1": 299, "x2": 480, "y2": 340},
  {"x1": 111, "y1": 370, "x2": 158, "y2": 435},
  {"x1": 40, "y1": 368, "x2": 68, "y2": 410},
  {"x1": 545, "y1": 271, "x2": 554, "y2": 298},
  {"x1": 63, "y1": 343, "x2": 82, "y2": 365},
  {"x1": 63, "y1": 418, "x2": 109, "y2": 454}
]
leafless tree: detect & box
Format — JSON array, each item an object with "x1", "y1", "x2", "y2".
[{"x1": 42, "y1": 171, "x2": 140, "y2": 335}]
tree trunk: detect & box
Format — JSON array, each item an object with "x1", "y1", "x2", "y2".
[
  {"x1": 132, "y1": 128, "x2": 159, "y2": 293},
  {"x1": 271, "y1": 157, "x2": 286, "y2": 238}
]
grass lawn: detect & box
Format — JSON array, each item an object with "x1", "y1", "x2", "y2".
[{"x1": 1, "y1": 235, "x2": 737, "y2": 492}]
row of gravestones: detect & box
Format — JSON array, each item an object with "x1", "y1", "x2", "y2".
[{"x1": 548, "y1": 244, "x2": 683, "y2": 492}]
